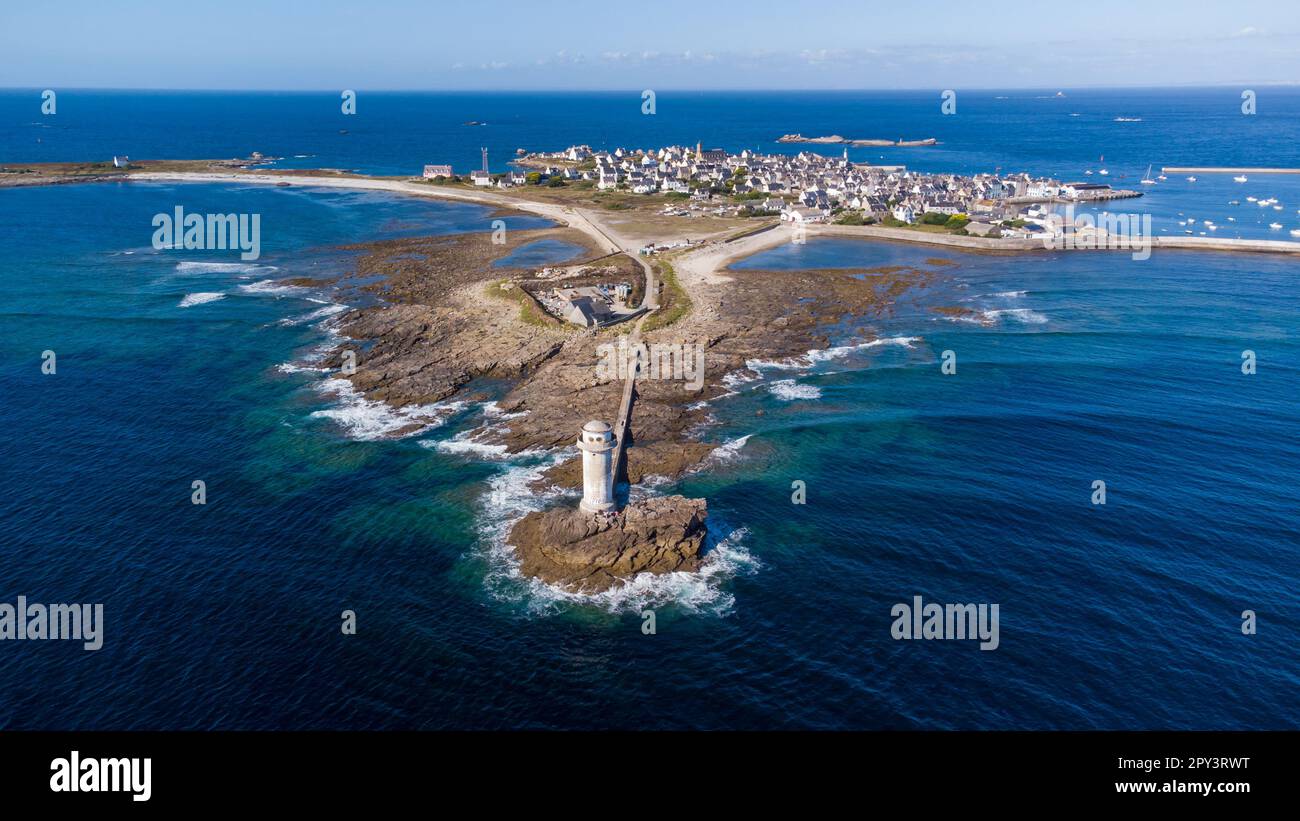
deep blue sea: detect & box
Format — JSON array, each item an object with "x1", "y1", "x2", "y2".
[{"x1": 1, "y1": 90, "x2": 1297, "y2": 729}]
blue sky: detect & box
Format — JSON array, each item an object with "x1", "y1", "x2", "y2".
[{"x1": 2, "y1": 0, "x2": 1297, "y2": 90}]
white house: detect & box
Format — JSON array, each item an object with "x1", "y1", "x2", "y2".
[{"x1": 892, "y1": 204, "x2": 916, "y2": 223}]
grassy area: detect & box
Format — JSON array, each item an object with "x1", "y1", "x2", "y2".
[
  {"x1": 486, "y1": 280, "x2": 558, "y2": 328},
  {"x1": 641, "y1": 258, "x2": 691, "y2": 333},
  {"x1": 721, "y1": 220, "x2": 780, "y2": 243}
]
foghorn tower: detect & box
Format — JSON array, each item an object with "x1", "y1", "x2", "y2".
[{"x1": 578, "y1": 420, "x2": 616, "y2": 513}]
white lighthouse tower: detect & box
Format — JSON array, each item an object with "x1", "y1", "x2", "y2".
[{"x1": 578, "y1": 420, "x2": 616, "y2": 513}]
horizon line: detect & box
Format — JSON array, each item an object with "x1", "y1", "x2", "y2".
[{"x1": 2, "y1": 83, "x2": 1298, "y2": 94}]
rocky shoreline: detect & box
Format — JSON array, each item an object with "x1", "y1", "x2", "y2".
[
  {"x1": 295, "y1": 219, "x2": 949, "y2": 590},
  {"x1": 507, "y1": 496, "x2": 709, "y2": 593}
]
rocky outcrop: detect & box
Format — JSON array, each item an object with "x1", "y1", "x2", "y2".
[{"x1": 507, "y1": 496, "x2": 708, "y2": 592}]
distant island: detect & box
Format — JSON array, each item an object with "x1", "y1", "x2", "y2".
[{"x1": 777, "y1": 134, "x2": 938, "y2": 147}]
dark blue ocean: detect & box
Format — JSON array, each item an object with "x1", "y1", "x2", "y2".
[{"x1": 1, "y1": 90, "x2": 1298, "y2": 729}]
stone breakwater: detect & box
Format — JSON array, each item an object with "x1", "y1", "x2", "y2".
[{"x1": 507, "y1": 496, "x2": 709, "y2": 593}]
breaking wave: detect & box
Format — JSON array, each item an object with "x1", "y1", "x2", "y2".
[
  {"x1": 309, "y1": 378, "x2": 464, "y2": 440},
  {"x1": 709, "y1": 434, "x2": 753, "y2": 463},
  {"x1": 425, "y1": 431, "x2": 513, "y2": 459},
  {"x1": 177, "y1": 292, "x2": 224, "y2": 308},
  {"x1": 240, "y1": 279, "x2": 307, "y2": 296},
  {"x1": 176, "y1": 261, "x2": 277, "y2": 275},
  {"x1": 475, "y1": 452, "x2": 757, "y2": 616},
  {"x1": 278, "y1": 303, "x2": 346, "y2": 326},
  {"x1": 747, "y1": 336, "x2": 921, "y2": 373},
  {"x1": 768, "y1": 379, "x2": 822, "y2": 401},
  {"x1": 983, "y1": 308, "x2": 1048, "y2": 324}
]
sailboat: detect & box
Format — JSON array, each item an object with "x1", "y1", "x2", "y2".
[{"x1": 1140, "y1": 164, "x2": 1157, "y2": 185}]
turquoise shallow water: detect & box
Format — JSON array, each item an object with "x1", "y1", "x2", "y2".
[{"x1": 1, "y1": 91, "x2": 1298, "y2": 729}]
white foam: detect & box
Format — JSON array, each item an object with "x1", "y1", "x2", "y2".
[
  {"x1": 400, "y1": 400, "x2": 763, "y2": 616},
  {"x1": 992, "y1": 290, "x2": 1027, "y2": 298},
  {"x1": 176, "y1": 261, "x2": 277, "y2": 275},
  {"x1": 279, "y1": 303, "x2": 347, "y2": 326},
  {"x1": 749, "y1": 336, "x2": 921, "y2": 372},
  {"x1": 511, "y1": 527, "x2": 756, "y2": 616},
  {"x1": 983, "y1": 308, "x2": 1048, "y2": 324},
  {"x1": 768, "y1": 379, "x2": 822, "y2": 401},
  {"x1": 710, "y1": 434, "x2": 753, "y2": 462},
  {"x1": 426, "y1": 432, "x2": 512, "y2": 459},
  {"x1": 276, "y1": 362, "x2": 328, "y2": 374},
  {"x1": 481, "y1": 401, "x2": 527, "y2": 421},
  {"x1": 744, "y1": 356, "x2": 806, "y2": 372},
  {"x1": 177, "y1": 292, "x2": 224, "y2": 308},
  {"x1": 309, "y1": 378, "x2": 464, "y2": 440},
  {"x1": 240, "y1": 279, "x2": 306, "y2": 296},
  {"x1": 477, "y1": 454, "x2": 757, "y2": 616},
  {"x1": 721, "y1": 369, "x2": 761, "y2": 390},
  {"x1": 808, "y1": 335, "x2": 920, "y2": 362}
]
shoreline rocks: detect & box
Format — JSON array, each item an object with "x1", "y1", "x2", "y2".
[{"x1": 507, "y1": 495, "x2": 708, "y2": 592}]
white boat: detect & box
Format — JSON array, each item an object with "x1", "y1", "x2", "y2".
[
  {"x1": 1275, "y1": 205, "x2": 1284, "y2": 211},
  {"x1": 1233, "y1": 175, "x2": 1248, "y2": 183},
  {"x1": 1291, "y1": 229, "x2": 1300, "y2": 237},
  {"x1": 1247, "y1": 196, "x2": 1257, "y2": 202},
  {"x1": 1186, "y1": 176, "x2": 1197, "y2": 182},
  {"x1": 1099, "y1": 168, "x2": 1109, "y2": 176},
  {"x1": 1157, "y1": 174, "x2": 1167, "y2": 181},
  {"x1": 1140, "y1": 164, "x2": 1157, "y2": 185},
  {"x1": 1084, "y1": 170, "x2": 1093, "y2": 176},
  {"x1": 1269, "y1": 222, "x2": 1283, "y2": 230}
]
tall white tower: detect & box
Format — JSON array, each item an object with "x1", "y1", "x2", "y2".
[{"x1": 578, "y1": 420, "x2": 616, "y2": 513}]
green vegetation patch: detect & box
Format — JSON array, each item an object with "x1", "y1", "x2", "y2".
[{"x1": 641, "y1": 258, "x2": 691, "y2": 333}]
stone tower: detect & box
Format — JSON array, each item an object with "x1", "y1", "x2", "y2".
[{"x1": 578, "y1": 420, "x2": 616, "y2": 513}]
